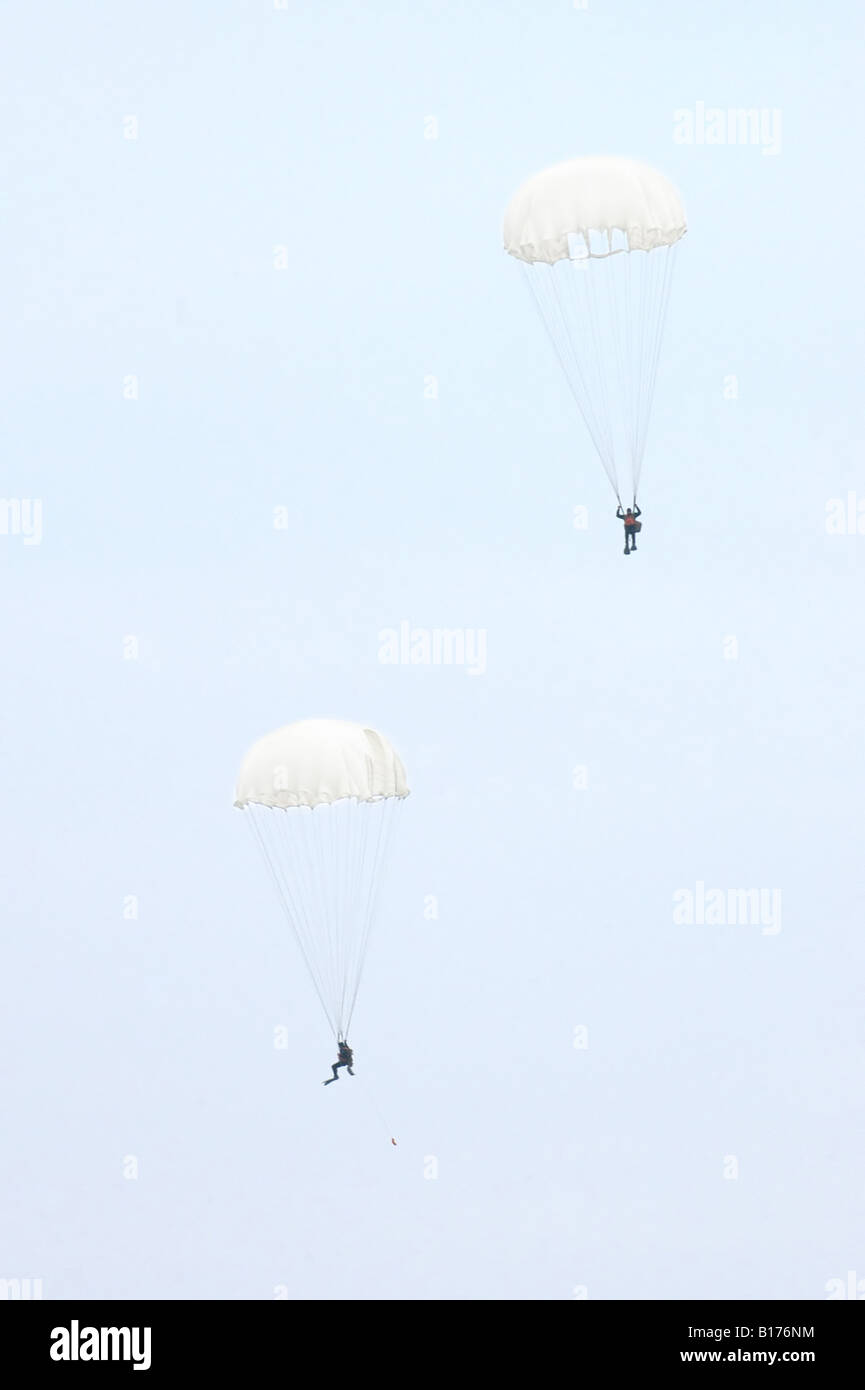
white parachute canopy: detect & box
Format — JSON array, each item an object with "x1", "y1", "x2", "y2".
[
  {"x1": 235, "y1": 719, "x2": 409, "y2": 1039},
  {"x1": 504, "y1": 156, "x2": 686, "y2": 503}
]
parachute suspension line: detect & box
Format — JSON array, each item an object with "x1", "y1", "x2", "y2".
[
  {"x1": 334, "y1": 796, "x2": 360, "y2": 1032},
  {"x1": 339, "y1": 799, "x2": 366, "y2": 1032},
  {"x1": 626, "y1": 244, "x2": 677, "y2": 502},
  {"x1": 631, "y1": 247, "x2": 648, "y2": 492},
  {"x1": 582, "y1": 258, "x2": 618, "y2": 484},
  {"x1": 247, "y1": 808, "x2": 339, "y2": 1036},
  {"x1": 560, "y1": 260, "x2": 619, "y2": 491},
  {"x1": 265, "y1": 810, "x2": 337, "y2": 1028},
  {"x1": 343, "y1": 796, "x2": 398, "y2": 1038},
  {"x1": 246, "y1": 797, "x2": 400, "y2": 1041},
  {"x1": 521, "y1": 242, "x2": 679, "y2": 505},
  {"x1": 338, "y1": 795, "x2": 369, "y2": 1031},
  {"x1": 521, "y1": 262, "x2": 619, "y2": 498},
  {"x1": 316, "y1": 803, "x2": 342, "y2": 1028},
  {"x1": 602, "y1": 246, "x2": 662, "y2": 503},
  {"x1": 335, "y1": 794, "x2": 355, "y2": 1032},
  {"x1": 287, "y1": 809, "x2": 336, "y2": 1026},
  {"x1": 251, "y1": 803, "x2": 345, "y2": 1037},
  {"x1": 624, "y1": 249, "x2": 638, "y2": 474},
  {"x1": 604, "y1": 248, "x2": 630, "y2": 486},
  {"x1": 632, "y1": 245, "x2": 677, "y2": 501},
  {"x1": 632, "y1": 247, "x2": 650, "y2": 497}
]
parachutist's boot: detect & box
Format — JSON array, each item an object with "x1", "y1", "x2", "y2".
[
  {"x1": 347, "y1": 1067, "x2": 354, "y2": 1075},
  {"x1": 323, "y1": 1078, "x2": 334, "y2": 1085},
  {"x1": 624, "y1": 545, "x2": 630, "y2": 555}
]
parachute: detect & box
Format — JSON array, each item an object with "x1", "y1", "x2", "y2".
[
  {"x1": 504, "y1": 156, "x2": 686, "y2": 504},
  {"x1": 235, "y1": 719, "x2": 409, "y2": 1039}
]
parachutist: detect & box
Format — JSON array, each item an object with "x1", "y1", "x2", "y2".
[
  {"x1": 616, "y1": 503, "x2": 642, "y2": 553},
  {"x1": 323, "y1": 1039, "x2": 354, "y2": 1085}
]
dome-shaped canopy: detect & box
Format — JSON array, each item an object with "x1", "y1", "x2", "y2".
[
  {"x1": 504, "y1": 156, "x2": 687, "y2": 263},
  {"x1": 234, "y1": 719, "x2": 409, "y2": 810}
]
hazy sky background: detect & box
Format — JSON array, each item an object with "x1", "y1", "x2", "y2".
[{"x1": 2, "y1": 1, "x2": 863, "y2": 1301}]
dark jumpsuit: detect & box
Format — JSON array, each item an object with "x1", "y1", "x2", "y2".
[{"x1": 323, "y1": 1044, "x2": 354, "y2": 1084}]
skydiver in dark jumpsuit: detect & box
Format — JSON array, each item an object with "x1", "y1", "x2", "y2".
[{"x1": 323, "y1": 1039, "x2": 354, "y2": 1085}]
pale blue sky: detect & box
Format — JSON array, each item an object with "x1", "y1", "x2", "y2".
[{"x1": 1, "y1": 1, "x2": 863, "y2": 1300}]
